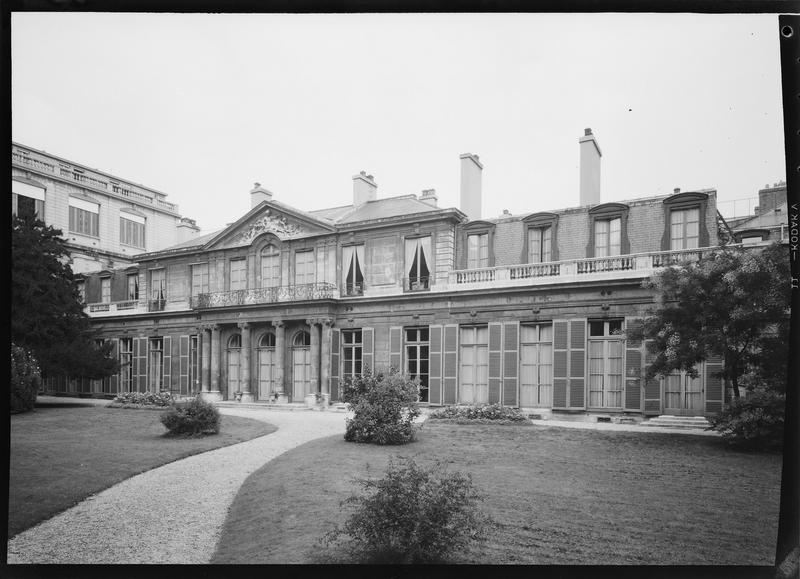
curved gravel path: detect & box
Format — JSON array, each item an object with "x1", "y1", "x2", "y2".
[{"x1": 7, "y1": 407, "x2": 348, "y2": 564}]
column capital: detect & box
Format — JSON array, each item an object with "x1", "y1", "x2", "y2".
[
  {"x1": 271, "y1": 320, "x2": 285, "y2": 329},
  {"x1": 237, "y1": 321, "x2": 251, "y2": 330},
  {"x1": 321, "y1": 317, "x2": 334, "y2": 327},
  {"x1": 306, "y1": 318, "x2": 320, "y2": 327}
]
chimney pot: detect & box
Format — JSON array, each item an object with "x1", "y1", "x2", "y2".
[
  {"x1": 420, "y1": 188, "x2": 438, "y2": 207},
  {"x1": 250, "y1": 182, "x2": 273, "y2": 208},
  {"x1": 353, "y1": 172, "x2": 377, "y2": 206},
  {"x1": 584, "y1": 128, "x2": 592, "y2": 136},
  {"x1": 674, "y1": 187, "x2": 680, "y2": 194}
]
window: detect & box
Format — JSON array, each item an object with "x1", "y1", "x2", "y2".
[
  {"x1": 230, "y1": 258, "x2": 247, "y2": 291},
  {"x1": 467, "y1": 233, "x2": 489, "y2": 269},
  {"x1": 670, "y1": 208, "x2": 699, "y2": 250},
  {"x1": 342, "y1": 244, "x2": 365, "y2": 296},
  {"x1": 119, "y1": 338, "x2": 133, "y2": 393},
  {"x1": 528, "y1": 227, "x2": 552, "y2": 263},
  {"x1": 459, "y1": 326, "x2": 489, "y2": 404},
  {"x1": 595, "y1": 217, "x2": 621, "y2": 257},
  {"x1": 76, "y1": 280, "x2": 86, "y2": 304},
  {"x1": 120, "y1": 215, "x2": 146, "y2": 248},
  {"x1": 294, "y1": 250, "x2": 315, "y2": 285},
  {"x1": 588, "y1": 320, "x2": 624, "y2": 409},
  {"x1": 405, "y1": 328, "x2": 430, "y2": 403},
  {"x1": 127, "y1": 273, "x2": 139, "y2": 301},
  {"x1": 342, "y1": 329, "x2": 363, "y2": 381},
  {"x1": 405, "y1": 236, "x2": 431, "y2": 290},
  {"x1": 190, "y1": 335, "x2": 200, "y2": 395},
  {"x1": 227, "y1": 334, "x2": 242, "y2": 395},
  {"x1": 520, "y1": 324, "x2": 553, "y2": 407},
  {"x1": 260, "y1": 245, "x2": 281, "y2": 288},
  {"x1": 100, "y1": 277, "x2": 111, "y2": 303},
  {"x1": 68, "y1": 197, "x2": 100, "y2": 237},
  {"x1": 150, "y1": 269, "x2": 166, "y2": 310},
  {"x1": 257, "y1": 332, "x2": 276, "y2": 399},
  {"x1": 148, "y1": 338, "x2": 164, "y2": 392},
  {"x1": 12, "y1": 181, "x2": 45, "y2": 219},
  {"x1": 741, "y1": 236, "x2": 762, "y2": 245},
  {"x1": 191, "y1": 264, "x2": 209, "y2": 297}
]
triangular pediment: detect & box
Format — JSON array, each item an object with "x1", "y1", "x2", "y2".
[{"x1": 206, "y1": 201, "x2": 335, "y2": 250}]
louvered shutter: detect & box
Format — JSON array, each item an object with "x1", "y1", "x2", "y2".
[
  {"x1": 180, "y1": 335, "x2": 190, "y2": 396},
  {"x1": 109, "y1": 339, "x2": 119, "y2": 393},
  {"x1": 362, "y1": 327, "x2": 374, "y2": 373},
  {"x1": 624, "y1": 319, "x2": 643, "y2": 411},
  {"x1": 643, "y1": 339, "x2": 662, "y2": 415},
  {"x1": 162, "y1": 336, "x2": 172, "y2": 394},
  {"x1": 704, "y1": 356, "x2": 724, "y2": 414},
  {"x1": 552, "y1": 320, "x2": 569, "y2": 409},
  {"x1": 389, "y1": 327, "x2": 403, "y2": 372},
  {"x1": 488, "y1": 323, "x2": 503, "y2": 404},
  {"x1": 134, "y1": 337, "x2": 148, "y2": 392},
  {"x1": 503, "y1": 322, "x2": 519, "y2": 406},
  {"x1": 428, "y1": 325, "x2": 443, "y2": 405},
  {"x1": 568, "y1": 320, "x2": 586, "y2": 409},
  {"x1": 330, "y1": 328, "x2": 341, "y2": 401},
  {"x1": 443, "y1": 324, "x2": 458, "y2": 404}
]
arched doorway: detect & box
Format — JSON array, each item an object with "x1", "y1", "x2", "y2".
[
  {"x1": 291, "y1": 330, "x2": 311, "y2": 401},
  {"x1": 226, "y1": 333, "x2": 241, "y2": 400},
  {"x1": 257, "y1": 331, "x2": 276, "y2": 400}
]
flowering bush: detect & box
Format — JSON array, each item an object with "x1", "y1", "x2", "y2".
[
  {"x1": 112, "y1": 391, "x2": 174, "y2": 408},
  {"x1": 160, "y1": 396, "x2": 220, "y2": 436},
  {"x1": 11, "y1": 344, "x2": 41, "y2": 414},
  {"x1": 429, "y1": 403, "x2": 528, "y2": 423},
  {"x1": 708, "y1": 388, "x2": 784, "y2": 451},
  {"x1": 323, "y1": 458, "x2": 491, "y2": 563}
]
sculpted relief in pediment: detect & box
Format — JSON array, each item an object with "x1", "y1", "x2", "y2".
[{"x1": 230, "y1": 210, "x2": 306, "y2": 246}]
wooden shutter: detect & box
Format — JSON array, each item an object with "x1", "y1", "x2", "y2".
[
  {"x1": 704, "y1": 356, "x2": 724, "y2": 414},
  {"x1": 568, "y1": 320, "x2": 586, "y2": 409},
  {"x1": 330, "y1": 328, "x2": 341, "y2": 401},
  {"x1": 643, "y1": 339, "x2": 661, "y2": 415},
  {"x1": 362, "y1": 327, "x2": 374, "y2": 373},
  {"x1": 503, "y1": 322, "x2": 519, "y2": 406},
  {"x1": 443, "y1": 324, "x2": 458, "y2": 404},
  {"x1": 552, "y1": 320, "x2": 569, "y2": 409},
  {"x1": 488, "y1": 322, "x2": 503, "y2": 404},
  {"x1": 428, "y1": 325, "x2": 443, "y2": 405},
  {"x1": 134, "y1": 337, "x2": 148, "y2": 392},
  {"x1": 624, "y1": 318, "x2": 643, "y2": 411},
  {"x1": 389, "y1": 326, "x2": 403, "y2": 371},
  {"x1": 162, "y1": 336, "x2": 172, "y2": 394},
  {"x1": 109, "y1": 339, "x2": 119, "y2": 393},
  {"x1": 180, "y1": 335, "x2": 190, "y2": 396}
]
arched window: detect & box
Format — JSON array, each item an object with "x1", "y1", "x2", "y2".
[
  {"x1": 259, "y1": 332, "x2": 276, "y2": 348},
  {"x1": 293, "y1": 331, "x2": 311, "y2": 347},
  {"x1": 227, "y1": 334, "x2": 242, "y2": 399},
  {"x1": 228, "y1": 334, "x2": 242, "y2": 349},
  {"x1": 257, "y1": 331, "x2": 277, "y2": 399},
  {"x1": 260, "y1": 244, "x2": 281, "y2": 288}
]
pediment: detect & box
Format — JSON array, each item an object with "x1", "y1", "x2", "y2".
[{"x1": 207, "y1": 203, "x2": 332, "y2": 250}]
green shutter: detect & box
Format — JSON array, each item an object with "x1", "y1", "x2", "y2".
[
  {"x1": 428, "y1": 325, "x2": 443, "y2": 405},
  {"x1": 704, "y1": 357, "x2": 724, "y2": 414},
  {"x1": 362, "y1": 327, "x2": 374, "y2": 373},
  {"x1": 552, "y1": 320, "x2": 569, "y2": 409},
  {"x1": 568, "y1": 320, "x2": 586, "y2": 409},
  {"x1": 488, "y1": 323, "x2": 503, "y2": 404},
  {"x1": 162, "y1": 336, "x2": 172, "y2": 394},
  {"x1": 624, "y1": 318, "x2": 643, "y2": 412},
  {"x1": 443, "y1": 324, "x2": 458, "y2": 405},
  {"x1": 180, "y1": 335, "x2": 190, "y2": 396},
  {"x1": 134, "y1": 337, "x2": 148, "y2": 392},
  {"x1": 643, "y1": 339, "x2": 662, "y2": 415},
  {"x1": 503, "y1": 322, "x2": 519, "y2": 407},
  {"x1": 389, "y1": 326, "x2": 403, "y2": 372},
  {"x1": 330, "y1": 328, "x2": 341, "y2": 401},
  {"x1": 109, "y1": 339, "x2": 119, "y2": 393}
]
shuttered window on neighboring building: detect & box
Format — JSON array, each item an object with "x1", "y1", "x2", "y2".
[
  {"x1": 120, "y1": 214, "x2": 145, "y2": 248},
  {"x1": 68, "y1": 197, "x2": 100, "y2": 237}
]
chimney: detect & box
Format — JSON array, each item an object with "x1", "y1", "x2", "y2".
[
  {"x1": 758, "y1": 181, "x2": 786, "y2": 215},
  {"x1": 177, "y1": 217, "x2": 200, "y2": 243},
  {"x1": 250, "y1": 182, "x2": 273, "y2": 208},
  {"x1": 353, "y1": 171, "x2": 377, "y2": 206},
  {"x1": 420, "y1": 188, "x2": 438, "y2": 207},
  {"x1": 673, "y1": 187, "x2": 681, "y2": 194},
  {"x1": 459, "y1": 153, "x2": 483, "y2": 221},
  {"x1": 579, "y1": 128, "x2": 602, "y2": 206}
]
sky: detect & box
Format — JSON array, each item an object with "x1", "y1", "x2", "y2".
[{"x1": 12, "y1": 12, "x2": 787, "y2": 233}]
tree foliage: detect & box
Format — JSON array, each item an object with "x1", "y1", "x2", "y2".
[
  {"x1": 12, "y1": 215, "x2": 118, "y2": 379},
  {"x1": 635, "y1": 243, "x2": 790, "y2": 397}
]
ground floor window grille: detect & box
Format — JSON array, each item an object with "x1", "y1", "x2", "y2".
[
  {"x1": 520, "y1": 324, "x2": 553, "y2": 407},
  {"x1": 405, "y1": 327, "x2": 429, "y2": 402},
  {"x1": 458, "y1": 326, "x2": 488, "y2": 404},
  {"x1": 342, "y1": 329, "x2": 363, "y2": 382}
]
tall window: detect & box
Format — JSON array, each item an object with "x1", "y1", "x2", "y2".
[
  {"x1": 150, "y1": 269, "x2": 166, "y2": 307},
  {"x1": 68, "y1": 198, "x2": 100, "y2": 237},
  {"x1": 294, "y1": 250, "x2": 315, "y2": 285},
  {"x1": 100, "y1": 277, "x2": 111, "y2": 303},
  {"x1": 467, "y1": 233, "x2": 489, "y2": 269},
  {"x1": 191, "y1": 264, "x2": 209, "y2": 297},
  {"x1": 148, "y1": 338, "x2": 164, "y2": 392},
  {"x1": 405, "y1": 236, "x2": 431, "y2": 290},
  {"x1": 127, "y1": 273, "x2": 139, "y2": 301},
  {"x1": 342, "y1": 329, "x2": 363, "y2": 381},
  {"x1": 459, "y1": 326, "x2": 489, "y2": 404},
  {"x1": 76, "y1": 280, "x2": 86, "y2": 304},
  {"x1": 260, "y1": 245, "x2": 281, "y2": 288},
  {"x1": 190, "y1": 335, "x2": 200, "y2": 394},
  {"x1": 528, "y1": 227, "x2": 552, "y2": 263},
  {"x1": 595, "y1": 217, "x2": 621, "y2": 257},
  {"x1": 120, "y1": 215, "x2": 145, "y2": 248},
  {"x1": 12, "y1": 181, "x2": 45, "y2": 219},
  {"x1": 119, "y1": 338, "x2": 133, "y2": 393},
  {"x1": 257, "y1": 332, "x2": 276, "y2": 399},
  {"x1": 230, "y1": 259, "x2": 247, "y2": 291},
  {"x1": 588, "y1": 320, "x2": 624, "y2": 408},
  {"x1": 520, "y1": 324, "x2": 553, "y2": 407},
  {"x1": 670, "y1": 208, "x2": 700, "y2": 250},
  {"x1": 405, "y1": 327, "x2": 430, "y2": 403},
  {"x1": 227, "y1": 334, "x2": 241, "y2": 396},
  {"x1": 342, "y1": 245, "x2": 365, "y2": 296}
]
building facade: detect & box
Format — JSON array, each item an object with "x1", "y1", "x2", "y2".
[
  {"x1": 61, "y1": 130, "x2": 754, "y2": 420},
  {"x1": 11, "y1": 142, "x2": 200, "y2": 275}
]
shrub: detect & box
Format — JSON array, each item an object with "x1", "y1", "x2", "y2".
[
  {"x1": 112, "y1": 391, "x2": 174, "y2": 408},
  {"x1": 429, "y1": 403, "x2": 528, "y2": 424},
  {"x1": 342, "y1": 368, "x2": 420, "y2": 445},
  {"x1": 324, "y1": 457, "x2": 491, "y2": 564},
  {"x1": 160, "y1": 396, "x2": 221, "y2": 436},
  {"x1": 11, "y1": 344, "x2": 41, "y2": 414},
  {"x1": 708, "y1": 388, "x2": 785, "y2": 451}
]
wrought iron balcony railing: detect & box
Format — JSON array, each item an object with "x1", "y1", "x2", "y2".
[
  {"x1": 403, "y1": 276, "x2": 431, "y2": 292},
  {"x1": 343, "y1": 282, "x2": 364, "y2": 297},
  {"x1": 191, "y1": 282, "x2": 338, "y2": 309}
]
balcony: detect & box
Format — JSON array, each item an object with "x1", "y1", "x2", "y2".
[
  {"x1": 342, "y1": 282, "x2": 364, "y2": 297},
  {"x1": 191, "y1": 282, "x2": 338, "y2": 309},
  {"x1": 86, "y1": 300, "x2": 146, "y2": 316}
]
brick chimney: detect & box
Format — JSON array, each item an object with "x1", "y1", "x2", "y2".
[
  {"x1": 250, "y1": 182, "x2": 273, "y2": 208},
  {"x1": 579, "y1": 128, "x2": 602, "y2": 206},
  {"x1": 459, "y1": 153, "x2": 483, "y2": 221},
  {"x1": 353, "y1": 171, "x2": 377, "y2": 206},
  {"x1": 420, "y1": 188, "x2": 438, "y2": 207}
]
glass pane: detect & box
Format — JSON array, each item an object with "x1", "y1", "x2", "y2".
[
  {"x1": 540, "y1": 324, "x2": 552, "y2": 342},
  {"x1": 475, "y1": 326, "x2": 488, "y2": 344},
  {"x1": 460, "y1": 327, "x2": 474, "y2": 345},
  {"x1": 589, "y1": 321, "x2": 605, "y2": 337}
]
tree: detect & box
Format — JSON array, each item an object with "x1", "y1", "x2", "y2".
[
  {"x1": 636, "y1": 242, "x2": 790, "y2": 398},
  {"x1": 12, "y1": 215, "x2": 118, "y2": 380}
]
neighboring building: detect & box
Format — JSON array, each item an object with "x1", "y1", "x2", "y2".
[
  {"x1": 51, "y1": 130, "x2": 746, "y2": 420},
  {"x1": 11, "y1": 142, "x2": 200, "y2": 275},
  {"x1": 726, "y1": 181, "x2": 789, "y2": 245}
]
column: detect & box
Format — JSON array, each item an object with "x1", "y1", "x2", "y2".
[
  {"x1": 272, "y1": 320, "x2": 286, "y2": 396},
  {"x1": 307, "y1": 319, "x2": 320, "y2": 395},
  {"x1": 320, "y1": 318, "x2": 333, "y2": 395},
  {"x1": 200, "y1": 325, "x2": 210, "y2": 394},
  {"x1": 207, "y1": 324, "x2": 223, "y2": 401},
  {"x1": 239, "y1": 321, "x2": 254, "y2": 403}
]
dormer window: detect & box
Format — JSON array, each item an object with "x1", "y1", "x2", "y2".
[
  {"x1": 460, "y1": 221, "x2": 496, "y2": 269},
  {"x1": 467, "y1": 233, "x2": 489, "y2": 268},
  {"x1": 595, "y1": 217, "x2": 621, "y2": 257},
  {"x1": 342, "y1": 244, "x2": 365, "y2": 296},
  {"x1": 522, "y1": 212, "x2": 559, "y2": 264},
  {"x1": 670, "y1": 207, "x2": 699, "y2": 250},
  {"x1": 587, "y1": 203, "x2": 630, "y2": 258},
  {"x1": 661, "y1": 192, "x2": 710, "y2": 251}
]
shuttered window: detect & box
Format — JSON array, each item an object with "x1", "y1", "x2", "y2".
[
  {"x1": 119, "y1": 338, "x2": 133, "y2": 393},
  {"x1": 342, "y1": 329, "x2": 363, "y2": 381},
  {"x1": 405, "y1": 327, "x2": 430, "y2": 403},
  {"x1": 148, "y1": 338, "x2": 164, "y2": 392},
  {"x1": 520, "y1": 324, "x2": 553, "y2": 407},
  {"x1": 458, "y1": 326, "x2": 489, "y2": 404},
  {"x1": 120, "y1": 215, "x2": 145, "y2": 248},
  {"x1": 588, "y1": 320, "x2": 624, "y2": 409}
]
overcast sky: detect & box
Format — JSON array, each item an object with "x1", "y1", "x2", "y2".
[{"x1": 12, "y1": 13, "x2": 787, "y2": 233}]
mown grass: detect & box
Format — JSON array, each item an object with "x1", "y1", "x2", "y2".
[
  {"x1": 9, "y1": 404, "x2": 276, "y2": 538},
  {"x1": 212, "y1": 421, "x2": 781, "y2": 565}
]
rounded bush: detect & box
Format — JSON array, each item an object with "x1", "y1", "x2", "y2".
[
  {"x1": 160, "y1": 396, "x2": 221, "y2": 436},
  {"x1": 11, "y1": 344, "x2": 41, "y2": 414},
  {"x1": 709, "y1": 388, "x2": 785, "y2": 451}
]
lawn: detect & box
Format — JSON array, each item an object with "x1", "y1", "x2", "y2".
[
  {"x1": 8, "y1": 404, "x2": 276, "y2": 538},
  {"x1": 212, "y1": 421, "x2": 781, "y2": 565}
]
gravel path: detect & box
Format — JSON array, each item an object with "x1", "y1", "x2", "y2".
[{"x1": 7, "y1": 407, "x2": 349, "y2": 564}]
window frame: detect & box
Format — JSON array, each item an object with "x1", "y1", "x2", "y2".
[
  {"x1": 229, "y1": 258, "x2": 248, "y2": 291},
  {"x1": 459, "y1": 221, "x2": 495, "y2": 269},
  {"x1": 342, "y1": 329, "x2": 364, "y2": 381},
  {"x1": 586, "y1": 203, "x2": 630, "y2": 258},
  {"x1": 521, "y1": 213, "x2": 559, "y2": 263},
  {"x1": 294, "y1": 249, "x2": 316, "y2": 286},
  {"x1": 405, "y1": 327, "x2": 430, "y2": 403},
  {"x1": 119, "y1": 214, "x2": 146, "y2": 249},
  {"x1": 660, "y1": 192, "x2": 710, "y2": 251},
  {"x1": 68, "y1": 199, "x2": 100, "y2": 238},
  {"x1": 190, "y1": 263, "x2": 210, "y2": 297}
]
